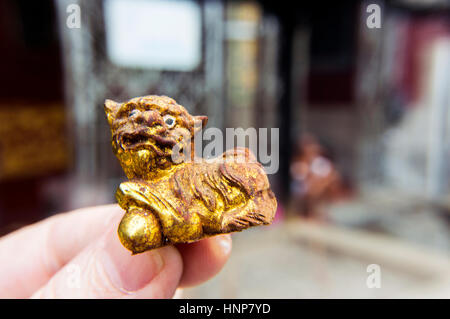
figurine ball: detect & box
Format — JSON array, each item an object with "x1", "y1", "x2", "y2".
[{"x1": 117, "y1": 209, "x2": 163, "y2": 254}]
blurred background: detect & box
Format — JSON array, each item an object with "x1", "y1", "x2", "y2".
[{"x1": 0, "y1": 0, "x2": 449, "y2": 298}]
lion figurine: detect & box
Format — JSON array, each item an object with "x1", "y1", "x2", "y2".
[{"x1": 104, "y1": 95, "x2": 277, "y2": 254}]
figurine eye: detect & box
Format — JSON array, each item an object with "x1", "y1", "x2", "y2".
[
  {"x1": 129, "y1": 109, "x2": 139, "y2": 117},
  {"x1": 163, "y1": 115, "x2": 176, "y2": 128}
]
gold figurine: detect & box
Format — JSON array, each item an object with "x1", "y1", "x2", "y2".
[{"x1": 104, "y1": 95, "x2": 277, "y2": 254}]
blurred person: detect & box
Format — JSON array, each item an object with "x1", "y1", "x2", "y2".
[
  {"x1": 289, "y1": 134, "x2": 343, "y2": 218},
  {"x1": 0, "y1": 205, "x2": 231, "y2": 298}
]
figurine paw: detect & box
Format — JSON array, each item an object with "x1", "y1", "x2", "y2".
[{"x1": 162, "y1": 212, "x2": 203, "y2": 244}]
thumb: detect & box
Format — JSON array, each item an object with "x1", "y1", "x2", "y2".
[{"x1": 31, "y1": 223, "x2": 183, "y2": 298}]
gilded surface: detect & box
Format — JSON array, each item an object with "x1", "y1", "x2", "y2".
[
  {"x1": 104, "y1": 95, "x2": 277, "y2": 254},
  {"x1": 0, "y1": 104, "x2": 69, "y2": 180}
]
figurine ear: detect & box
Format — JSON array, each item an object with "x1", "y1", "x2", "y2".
[
  {"x1": 104, "y1": 99, "x2": 119, "y2": 126},
  {"x1": 193, "y1": 115, "x2": 208, "y2": 134},
  {"x1": 195, "y1": 115, "x2": 208, "y2": 128}
]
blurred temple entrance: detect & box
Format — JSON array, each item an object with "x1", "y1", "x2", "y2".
[{"x1": 1, "y1": 0, "x2": 450, "y2": 298}]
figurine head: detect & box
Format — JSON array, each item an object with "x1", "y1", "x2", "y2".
[{"x1": 104, "y1": 95, "x2": 207, "y2": 179}]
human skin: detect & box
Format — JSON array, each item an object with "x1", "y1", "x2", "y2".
[{"x1": 0, "y1": 204, "x2": 232, "y2": 298}]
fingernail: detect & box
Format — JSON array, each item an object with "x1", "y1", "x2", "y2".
[
  {"x1": 100, "y1": 227, "x2": 164, "y2": 292},
  {"x1": 215, "y1": 235, "x2": 232, "y2": 255}
]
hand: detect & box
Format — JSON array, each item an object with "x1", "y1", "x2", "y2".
[{"x1": 0, "y1": 204, "x2": 232, "y2": 298}]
